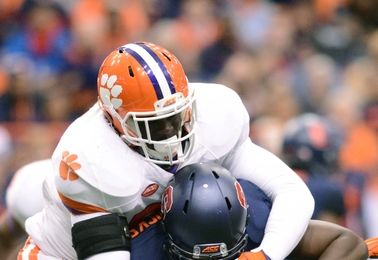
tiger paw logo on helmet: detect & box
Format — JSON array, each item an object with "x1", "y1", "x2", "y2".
[
  {"x1": 99, "y1": 73, "x2": 123, "y2": 109},
  {"x1": 59, "y1": 151, "x2": 81, "y2": 181}
]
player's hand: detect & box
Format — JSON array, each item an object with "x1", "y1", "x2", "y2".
[
  {"x1": 238, "y1": 250, "x2": 270, "y2": 260},
  {"x1": 366, "y1": 237, "x2": 378, "y2": 258}
]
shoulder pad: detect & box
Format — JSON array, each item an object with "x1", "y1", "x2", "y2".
[
  {"x1": 52, "y1": 104, "x2": 144, "y2": 197},
  {"x1": 191, "y1": 83, "x2": 250, "y2": 158}
]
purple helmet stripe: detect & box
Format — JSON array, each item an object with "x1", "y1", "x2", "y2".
[
  {"x1": 137, "y1": 43, "x2": 176, "y2": 95},
  {"x1": 121, "y1": 47, "x2": 164, "y2": 100}
]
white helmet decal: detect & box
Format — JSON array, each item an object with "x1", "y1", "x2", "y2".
[{"x1": 99, "y1": 73, "x2": 123, "y2": 109}]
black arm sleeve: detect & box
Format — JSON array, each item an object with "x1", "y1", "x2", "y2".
[{"x1": 71, "y1": 213, "x2": 131, "y2": 260}]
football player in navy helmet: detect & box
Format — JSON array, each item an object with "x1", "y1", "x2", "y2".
[
  {"x1": 162, "y1": 162, "x2": 250, "y2": 259},
  {"x1": 281, "y1": 113, "x2": 343, "y2": 176},
  {"x1": 161, "y1": 162, "x2": 368, "y2": 260},
  {"x1": 281, "y1": 113, "x2": 346, "y2": 225}
]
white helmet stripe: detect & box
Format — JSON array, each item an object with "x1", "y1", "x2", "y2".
[{"x1": 124, "y1": 43, "x2": 172, "y2": 98}]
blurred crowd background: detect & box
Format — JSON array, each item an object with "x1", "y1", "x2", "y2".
[{"x1": 0, "y1": 0, "x2": 377, "y2": 240}]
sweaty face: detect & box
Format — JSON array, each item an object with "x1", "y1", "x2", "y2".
[
  {"x1": 138, "y1": 113, "x2": 183, "y2": 142},
  {"x1": 122, "y1": 103, "x2": 195, "y2": 164}
]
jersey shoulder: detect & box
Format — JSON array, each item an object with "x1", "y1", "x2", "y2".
[
  {"x1": 190, "y1": 83, "x2": 250, "y2": 159},
  {"x1": 52, "y1": 103, "x2": 144, "y2": 197},
  {"x1": 54, "y1": 172, "x2": 110, "y2": 215},
  {"x1": 191, "y1": 82, "x2": 246, "y2": 110}
]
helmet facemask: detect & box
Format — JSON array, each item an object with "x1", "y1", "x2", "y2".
[{"x1": 104, "y1": 89, "x2": 196, "y2": 165}]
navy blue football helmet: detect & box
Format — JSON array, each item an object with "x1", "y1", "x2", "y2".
[
  {"x1": 161, "y1": 162, "x2": 249, "y2": 259},
  {"x1": 281, "y1": 113, "x2": 343, "y2": 175}
]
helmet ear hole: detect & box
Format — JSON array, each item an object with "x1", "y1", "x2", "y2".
[
  {"x1": 212, "y1": 170, "x2": 219, "y2": 179},
  {"x1": 128, "y1": 66, "x2": 134, "y2": 77},
  {"x1": 189, "y1": 172, "x2": 195, "y2": 181},
  {"x1": 183, "y1": 200, "x2": 189, "y2": 214},
  {"x1": 225, "y1": 197, "x2": 232, "y2": 210},
  {"x1": 162, "y1": 52, "x2": 171, "y2": 61}
]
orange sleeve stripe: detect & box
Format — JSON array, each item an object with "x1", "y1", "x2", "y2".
[
  {"x1": 18, "y1": 237, "x2": 31, "y2": 260},
  {"x1": 30, "y1": 245, "x2": 41, "y2": 260},
  {"x1": 17, "y1": 237, "x2": 41, "y2": 260},
  {"x1": 58, "y1": 192, "x2": 107, "y2": 215}
]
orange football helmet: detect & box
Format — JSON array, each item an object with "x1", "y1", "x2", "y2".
[{"x1": 97, "y1": 42, "x2": 196, "y2": 165}]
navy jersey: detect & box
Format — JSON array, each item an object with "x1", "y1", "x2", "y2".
[
  {"x1": 239, "y1": 180, "x2": 272, "y2": 250},
  {"x1": 306, "y1": 175, "x2": 345, "y2": 219}
]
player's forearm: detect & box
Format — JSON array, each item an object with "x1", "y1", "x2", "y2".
[
  {"x1": 318, "y1": 230, "x2": 368, "y2": 260},
  {"x1": 290, "y1": 220, "x2": 368, "y2": 260},
  {"x1": 228, "y1": 141, "x2": 315, "y2": 259},
  {"x1": 258, "y1": 186, "x2": 314, "y2": 260}
]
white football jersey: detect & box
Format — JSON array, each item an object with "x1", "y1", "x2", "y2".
[{"x1": 25, "y1": 83, "x2": 314, "y2": 260}]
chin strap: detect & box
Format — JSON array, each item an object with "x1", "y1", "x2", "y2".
[{"x1": 145, "y1": 136, "x2": 181, "y2": 162}]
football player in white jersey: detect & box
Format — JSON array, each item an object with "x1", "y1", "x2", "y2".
[
  {"x1": 18, "y1": 42, "x2": 315, "y2": 260},
  {"x1": 7, "y1": 159, "x2": 378, "y2": 259},
  {"x1": 11, "y1": 160, "x2": 376, "y2": 260},
  {"x1": 0, "y1": 159, "x2": 50, "y2": 259}
]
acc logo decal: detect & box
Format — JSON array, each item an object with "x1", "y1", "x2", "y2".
[
  {"x1": 99, "y1": 73, "x2": 123, "y2": 109},
  {"x1": 142, "y1": 183, "x2": 159, "y2": 197},
  {"x1": 161, "y1": 185, "x2": 173, "y2": 218},
  {"x1": 201, "y1": 245, "x2": 220, "y2": 254},
  {"x1": 162, "y1": 96, "x2": 176, "y2": 107},
  {"x1": 235, "y1": 181, "x2": 247, "y2": 209},
  {"x1": 59, "y1": 151, "x2": 81, "y2": 181}
]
